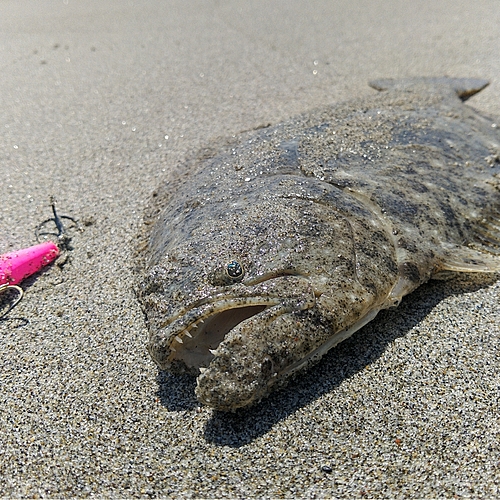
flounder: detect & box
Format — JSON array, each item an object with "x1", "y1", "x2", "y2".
[{"x1": 138, "y1": 78, "x2": 500, "y2": 411}]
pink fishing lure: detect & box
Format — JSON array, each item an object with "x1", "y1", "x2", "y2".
[{"x1": 0, "y1": 241, "x2": 59, "y2": 286}]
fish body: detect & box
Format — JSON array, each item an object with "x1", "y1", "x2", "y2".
[{"x1": 138, "y1": 78, "x2": 500, "y2": 410}]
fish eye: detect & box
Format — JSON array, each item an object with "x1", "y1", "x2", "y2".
[{"x1": 226, "y1": 261, "x2": 244, "y2": 280}]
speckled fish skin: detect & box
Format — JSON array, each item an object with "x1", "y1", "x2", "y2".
[{"x1": 138, "y1": 78, "x2": 500, "y2": 411}]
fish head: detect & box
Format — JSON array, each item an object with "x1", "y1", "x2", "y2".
[{"x1": 139, "y1": 175, "x2": 385, "y2": 410}]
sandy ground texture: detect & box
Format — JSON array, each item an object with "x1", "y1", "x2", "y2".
[{"x1": 0, "y1": 0, "x2": 499, "y2": 497}]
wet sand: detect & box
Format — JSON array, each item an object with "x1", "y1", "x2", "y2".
[{"x1": 1, "y1": 0, "x2": 499, "y2": 497}]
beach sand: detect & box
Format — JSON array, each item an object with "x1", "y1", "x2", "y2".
[{"x1": 1, "y1": 0, "x2": 499, "y2": 497}]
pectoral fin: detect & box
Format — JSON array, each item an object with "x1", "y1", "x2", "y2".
[{"x1": 437, "y1": 242, "x2": 500, "y2": 276}]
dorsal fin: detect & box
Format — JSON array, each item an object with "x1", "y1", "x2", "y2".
[{"x1": 368, "y1": 77, "x2": 489, "y2": 101}]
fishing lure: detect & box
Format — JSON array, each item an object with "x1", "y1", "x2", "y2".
[
  {"x1": 0, "y1": 197, "x2": 77, "y2": 318},
  {"x1": 0, "y1": 241, "x2": 59, "y2": 317}
]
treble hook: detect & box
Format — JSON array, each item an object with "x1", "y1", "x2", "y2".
[
  {"x1": 0, "y1": 284, "x2": 24, "y2": 319},
  {"x1": 35, "y1": 196, "x2": 80, "y2": 251}
]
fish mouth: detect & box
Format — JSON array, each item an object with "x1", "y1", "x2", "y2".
[{"x1": 147, "y1": 276, "x2": 316, "y2": 374}]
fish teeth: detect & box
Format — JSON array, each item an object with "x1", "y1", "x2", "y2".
[
  {"x1": 199, "y1": 367, "x2": 207, "y2": 374},
  {"x1": 209, "y1": 349, "x2": 217, "y2": 355},
  {"x1": 174, "y1": 335, "x2": 183, "y2": 344},
  {"x1": 184, "y1": 331, "x2": 193, "y2": 338}
]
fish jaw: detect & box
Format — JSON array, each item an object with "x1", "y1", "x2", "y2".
[
  {"x1": 194, "y1": 278, "x2": 385, "y2": 411},
  {"x1": 194, "y1": 305, "x2": 383, "y2": 411},
  {"x1": 193, "y1": 303, "x2": 337, "y2": 410},
  {"x1": 195, "y1": 304, "x2": 316, "y2": 410},
  {"x1": 146, "y1": 275, "x2": 316, "y2": 375}
]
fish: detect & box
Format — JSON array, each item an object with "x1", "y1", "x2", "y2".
[{"x1": 137, "y1": 78, "x2": 500, "y2": 411}]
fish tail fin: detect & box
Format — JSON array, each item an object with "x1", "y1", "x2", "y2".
[{"x1": 368, "y1": 77, "x2": 489, "y2": 101}]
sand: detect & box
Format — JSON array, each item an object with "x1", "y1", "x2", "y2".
[{"x1": 0, "y1": 0, "x2": 499, "y2": 497}]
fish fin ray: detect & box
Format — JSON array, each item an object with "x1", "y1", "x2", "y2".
[
  {"x1": 468, "y1": 212, "x2": 500, "y2": 255},
  {"x1": 368, "y1": 77, "x2": 489, "y2": 101},
  {"x1": 438, "y1": 244, "x2": 500, "y2": 274}
]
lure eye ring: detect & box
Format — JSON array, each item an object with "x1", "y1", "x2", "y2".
[{"x1": 226, "y1": 260, "x2": 244, "y2": 280}]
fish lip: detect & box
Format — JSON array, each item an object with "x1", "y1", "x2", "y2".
[{"x1": 147, "y1": 275, "x2": 316, "y2": 371}]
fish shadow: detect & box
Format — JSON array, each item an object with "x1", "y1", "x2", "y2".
[
  {"x1": 203, "y1": 273, "x2": 498, "y2": 446},
  {"x1": 156, "y1": 371, "x2": 199, "y2": 411}
]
